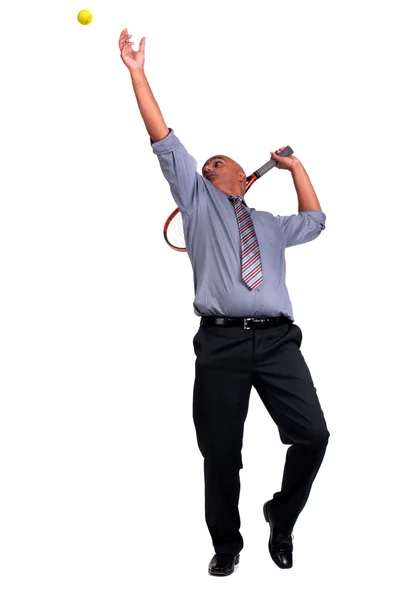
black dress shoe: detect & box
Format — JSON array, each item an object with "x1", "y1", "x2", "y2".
[
  {"x1": 208, "y1": 553, "x2": 240, "y2": 576},
  {"x1": 263, "y1": 500, "x2": 293, "y2": 569}
]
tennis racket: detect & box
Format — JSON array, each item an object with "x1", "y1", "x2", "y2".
[{"x1": 163, "y1": 145, "x2": 294, "y2": 252}]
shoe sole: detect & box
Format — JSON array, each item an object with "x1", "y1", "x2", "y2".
[
  {"x1": 208, "y1": 555, "x2": 240, "y2": 576},
  {"x1": 263, "y1": 502, "x2": 292, "y2": 570}
]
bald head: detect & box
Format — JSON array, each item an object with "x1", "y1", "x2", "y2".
[{"x1": 202, "y1": 155, "x2": 246, "y2": 196}]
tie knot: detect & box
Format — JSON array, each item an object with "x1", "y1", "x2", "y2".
[{"x1": 229, "y1": 195, "x2": 241, "y2": 203}]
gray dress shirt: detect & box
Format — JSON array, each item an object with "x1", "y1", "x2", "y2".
[{"x1": 152, "y1": 129, "x2": 326, "y2": 320}]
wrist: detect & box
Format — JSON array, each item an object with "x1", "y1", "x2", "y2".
[
  {"x1": 129, "y1": 66, "x2": 146, "y2": 78},
  {"x1": 290, "y1": 162, "x2": 304, "y2": 176}
]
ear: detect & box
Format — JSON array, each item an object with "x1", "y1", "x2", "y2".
[{"x1": 238, "y1": 170, "x2": 246, "y2": 182}]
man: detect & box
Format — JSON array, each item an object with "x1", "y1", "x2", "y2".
[{"x1": 119, "y1": 29, "x2": 330, "y2": 576}]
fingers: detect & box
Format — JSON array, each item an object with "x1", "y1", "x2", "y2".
[
  {"x1": 270, "y1": 147, "x2": 286, "y2": 159},
  {"x1": 139, "y1": 37, "x2": 146, "y2": 52},
  {"x1": 121, "y1": 43, "x2": 133, "y2": 57},
  {"x1": 119, "y1": 30, "x2": 145, "y2": 55},
  {"x1": 121, "y1": 42, "x2": 133, "y2": 57},
  {"x1": 270, "y1": 150, "x2": 282, "y2": 168},
  {"x1": 119, "y1": 29, "x2": 129, "y2": 42},
  {"x1": 270, "y1": 148, "x2": 296, "y2": 170},
  {"x1": 119, "y1": 29, "x2": 133, "y2": 51}
]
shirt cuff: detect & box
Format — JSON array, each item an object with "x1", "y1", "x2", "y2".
[
  {"x1": 150, "y1": 128, "x2": 180, "y2": 154},
  {"x1": 299, "y1": 209, "x2": 326, "y2": 229}
]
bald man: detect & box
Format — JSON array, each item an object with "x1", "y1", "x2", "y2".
[{"x1": 120, "y1": 30, "x2": 330, "y2": 576}]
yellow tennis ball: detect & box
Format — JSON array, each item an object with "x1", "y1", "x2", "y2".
[{"x1": 77, "y1": 10, "x2": 93, "y2": 25}]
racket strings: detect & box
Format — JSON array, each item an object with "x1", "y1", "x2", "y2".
[{"x1": 166, "y1": 212, "x2": 185, "y2": 249}]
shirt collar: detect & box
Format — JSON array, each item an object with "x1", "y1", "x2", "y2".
[{"x1": 228, "y1": 194, "x2": 249, "y2": 208}]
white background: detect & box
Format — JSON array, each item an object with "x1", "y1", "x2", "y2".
[{"x1": 1, "y1": 0, "x2": 397, "y2": 598}]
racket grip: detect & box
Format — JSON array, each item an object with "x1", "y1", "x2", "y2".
[{"x1": 255, "y1": 145, "x2": 294, "y2": 177}]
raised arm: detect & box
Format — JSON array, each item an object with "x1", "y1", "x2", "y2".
[
  {"x1": 119, "y1": 29, "x2": 201, "y2": 214},
  {"x1": 119, "y1": 29, "x2": 169, "y2": 142},
  {"x1": 270, "y1": 147, "x2": 326, "y2": 247},
  {"x1": 270, "y1": 148, "x2": 322, "y2": 212}
]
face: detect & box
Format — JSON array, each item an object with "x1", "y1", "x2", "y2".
[{"x1": 202, "y1": 155, "x2": 245, "y2": 192}]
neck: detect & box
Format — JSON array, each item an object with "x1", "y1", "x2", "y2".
[{"x1": 215, "y1": 184, "x2": 245, "y2": 197}]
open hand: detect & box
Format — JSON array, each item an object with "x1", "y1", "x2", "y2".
[{"x1": 119, "y1": 28, "x2": 146, "y2": 71}]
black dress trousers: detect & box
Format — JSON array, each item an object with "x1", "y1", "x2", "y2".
[{"x1": 192, "y1": 321, "x2": 330, "y2": 556}]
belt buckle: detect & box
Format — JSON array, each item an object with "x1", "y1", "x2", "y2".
[
  {"x1": 243, "y1": 317, "x2": 269, "y2": 329},
  {"x1": 243, "y1": 318, "x2": 256, "y2": 330}
]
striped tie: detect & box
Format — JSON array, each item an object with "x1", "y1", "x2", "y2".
[{"x1": 230, "y1": 195, "x2": 263, "y2": 290}]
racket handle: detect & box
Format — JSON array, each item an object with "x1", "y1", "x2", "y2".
[{"x1": 255, "y1": 145, "x2": 294, "y2": 177}]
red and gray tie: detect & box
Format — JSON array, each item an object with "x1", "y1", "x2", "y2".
[{"x1": 230, "y1": 195, "x2": 263, "y2": 290}]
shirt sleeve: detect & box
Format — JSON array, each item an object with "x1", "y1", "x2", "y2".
[
  {"x1": 151, "y1": 128, "x2": 201, "y2": 214},
  {"x1": 274, "y1": 210, "x2": 326, "y2": 247}
]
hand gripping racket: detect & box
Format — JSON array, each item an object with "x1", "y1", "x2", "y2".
[{"x1": 163, "y1": 145, "x2": 294, "y2": 252}]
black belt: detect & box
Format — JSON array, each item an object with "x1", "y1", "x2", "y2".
[{"x1": 200, "y1": 316, "x2": 292, "y2": 330}]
